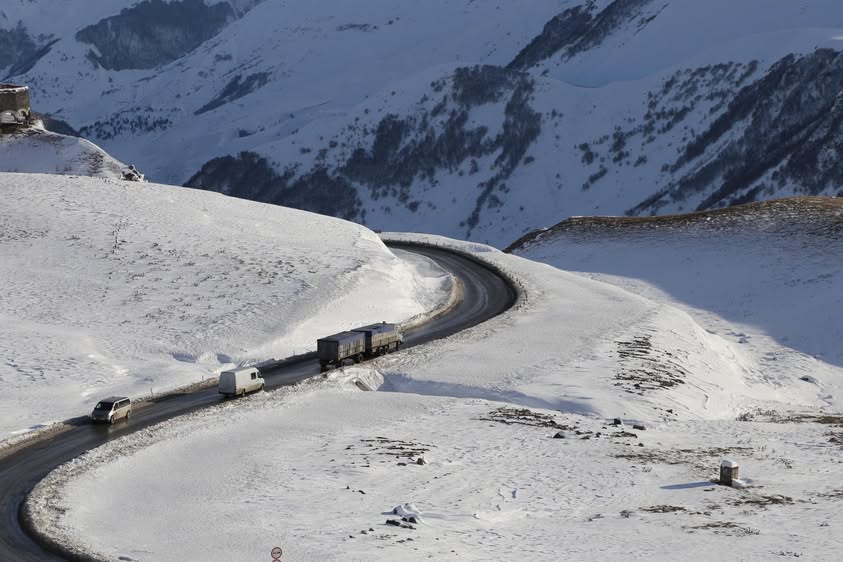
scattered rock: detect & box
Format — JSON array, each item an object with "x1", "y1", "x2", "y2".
[
  {"x1": 553, "y1": 432, "x2": 565, "y2": 439},
  {"x1": 612, "y1": 431, "x2": 638, "y2": 439},
  {"x1": 122, "y1": 164, "x2": 145, "y2": 182},
  {"x1": 397, "y1": 462, "x2": 407, "y2": 466},
  {"x1": 416, "y1": 457, "x2": 427, "y2": 465},
  {"x1": 479, "y1": 407, "x2": 572, "y2": 429},
  {"x1": 633, "y1": 424, "x2": 646, "y2": 431},
  {"x1": 386, "y1": 519, "x2": 401, "y2": 527},
  {"x1": 612, "y1": 418, "x2": 623, "y2": 426}
]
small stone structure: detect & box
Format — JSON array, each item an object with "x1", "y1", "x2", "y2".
[
  {"x1": 719, "y1": 459, "x2": 740, "y2": 486},
  {"x1": 0, "y1": 83, "x2": 33, "y2": 132}
]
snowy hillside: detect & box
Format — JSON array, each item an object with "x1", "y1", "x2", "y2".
[
  {"x1": 6, "y1": 1, "x2": 843, "y2": 246},
  {"x1": 0, "y1": 128, "x2": 129, "y2": 178},
  {"x1": 0, "y1": 173, "x2": 448, "y2": 440},
  {"x1": 511, "y1": 196, "x2": 843, "y2": 397},
  {"x1": 26, "y1": 225, "x2": 843, "y2": 561}
]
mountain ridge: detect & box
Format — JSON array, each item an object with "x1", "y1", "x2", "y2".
[{"x1": 5, "y1": 1, "x2": 843, "y2": 246}]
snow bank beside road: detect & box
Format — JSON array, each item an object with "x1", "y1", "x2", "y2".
[
  {"x1": 380, "y1": 233, "x2": 769, "y2": 421},
  {"x1": 0, "y1": 173, "x2": 448, "y2": 440}
]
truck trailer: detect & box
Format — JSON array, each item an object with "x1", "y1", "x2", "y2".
[
  {"x1": 317, "y1": 331, "x2": 367, "y2": 371},
  {"x1": 352, "y1": 322, "x2": 402, "y2": 356},
  {"x1": 317, "y1": 322, "x2": 403, "y2": 372}
]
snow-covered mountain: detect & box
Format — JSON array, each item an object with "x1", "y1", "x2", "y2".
[{"x1": 6, "y1": 1, "x2": 843, "y2": 245}]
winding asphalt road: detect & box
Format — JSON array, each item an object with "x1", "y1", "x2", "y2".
[{"x1": 0, "y1": 243, "x2": 516, "y2": 561}]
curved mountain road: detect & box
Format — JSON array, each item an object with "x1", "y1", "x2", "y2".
[{"x1": 0, "y1": 243, "x2": 516, "y2": 561}]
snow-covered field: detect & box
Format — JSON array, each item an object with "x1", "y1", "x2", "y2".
[
  {"x1": 31, "y1": 385, "x2": 843, "y2": 561},
  {"x1": 0, "y1": 173, "x2": 448, "y2": 440},
  {"x1": 26, "y1": 202, "x2": 843, "y2": 560}
]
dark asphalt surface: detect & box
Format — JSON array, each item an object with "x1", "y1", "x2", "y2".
[{"x1": 0, "y1": 243, "x2": 516, "y2": 561}]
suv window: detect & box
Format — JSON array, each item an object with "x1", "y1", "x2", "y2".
[
  {"x1": 251, "y1": 373, "x2": 257, "y2": 380},
  {"x1": 95, "y1": 402, "x2": 113, "y2": 410}
]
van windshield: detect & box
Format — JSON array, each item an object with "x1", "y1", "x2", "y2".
[{"x1": 95, "y1": 402, "x2": 113, "y2": 410}]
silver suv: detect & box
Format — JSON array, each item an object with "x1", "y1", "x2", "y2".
[{"x1": 90, "y1": 396, "x2": 132, "y2": 424}]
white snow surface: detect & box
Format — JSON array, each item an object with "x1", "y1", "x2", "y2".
[
  {"x1": 0, "y1": 128, "x2": 128, "y2": 178},
  {"x1": 513, "y1": 198, "x2": 843, "y2": 398},
  {"x1": 0, "y1": 173, "x2": 448, "y2": 440},
  {"x1": 28, "y1": 222, "x2": 843, "y2": 560}
]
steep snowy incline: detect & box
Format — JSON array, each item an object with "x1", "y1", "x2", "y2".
[
  {"x1": 511, "y1": 197, "x2": 843, "y2": 394},
  {"x1": 0, "y1": 173, "x2": 448, "y2": 441},
  {"x1": 0, "y1": 128, "x2": 129, "y2": 178}
]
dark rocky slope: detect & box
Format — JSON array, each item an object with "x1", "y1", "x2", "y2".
[
  {"x1": 75, "y1": 0, "x2": 237, "y2": 70},
  {"x1": 632, "y1": 49, "x2": 843, "y2": 214}
]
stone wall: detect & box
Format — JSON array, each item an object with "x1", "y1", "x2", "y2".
[{"x1": 0, "y1": 84, "x2": 30, "y2": 112}]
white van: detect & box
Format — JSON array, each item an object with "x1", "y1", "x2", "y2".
[
  {"x1": 218, "y1": 367, "x2": 265, "y2": 397},
  {"x1": 90, "y1": 396, "x2": 132, "y2": 424}
]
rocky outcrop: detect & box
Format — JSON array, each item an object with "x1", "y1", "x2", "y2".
[
  {"x1": 508, "y1": 0, "x2": 660, "y2": 70},
  {"x1": 194, "y1": 72, "x2": 271, "y2": 115},
  {"x1": 632, "y1": 49, "x2": 843, "y2": 214},
  {"x1": 75, "y1": 0, "x2": 237, "y2": 70},
  {"x1": 186, "y1": 65, "x2": 541, "y2": 237},
  {"x1": 342, "y1": 66, "x2": 541, "y2": 234},
  {"x1": 0, "y1": 24, "x2": 56, "y2": 78}
]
